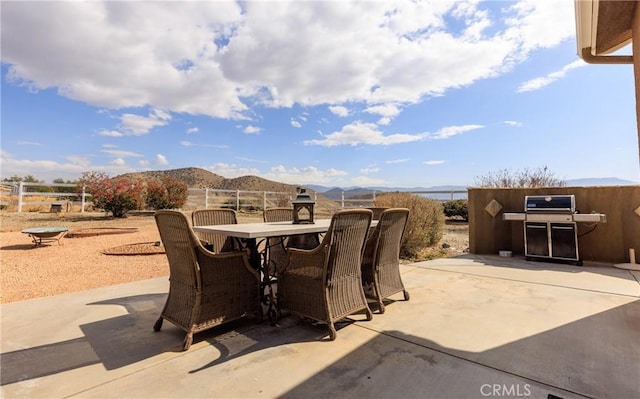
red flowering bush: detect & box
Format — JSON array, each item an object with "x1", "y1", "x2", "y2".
[
  {"x1": 145, "y1": 177, "x2": 188, "y2": 210},
  {"x1": 78, "y1": 171, "x2": 144, "y2": 218}
]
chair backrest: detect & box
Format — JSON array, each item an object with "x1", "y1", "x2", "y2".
[
  {"x1": 264, "y1": 208, "x2": 293, "y2": 223},
  {"x1": 155, "y1": 210, "x2": 200, "y2": 288},
  {"x1": 324, "y1": 209, "x2": 372, "y2": 282},
  {"x1": 369, "y1": 208, "x2": 410, "y2": 267},
  {"x1": 191, "y1": 208, "x2": 238, "y2": 253}
]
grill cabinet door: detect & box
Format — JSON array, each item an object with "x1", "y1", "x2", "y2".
[
  {"x1": 525, "y1": 222, "x2": 549, "y2": 257},
  {"x1": 550, "y1": 223, "x2": 578, "y2": 260}
]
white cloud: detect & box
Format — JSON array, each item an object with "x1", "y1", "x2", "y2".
[
  {"x1": 424, "y1": 160, "x2": 446, "y2": 165},
  {"x1": 360, "y1": 165, "x2": 380, "y2": 175},
  {"x1": 180, "y1": 140, "x2": 228, "y2": 149},
  {"x1": 101, "y1": 149, "x2": 143, "y2": 158},
  {"x1": 366, "y1": 103, "x2": 401, "y2": 125},
  {"x1": 504, "y1": 120, "x2": 523, "y2": 127},
  {"x1": 329, "y1": 105, "x2": 349, "y2": 117},
  {"x1": 2, "y1": 1, "x2": 575, "y2": 119},
  {"x1": 99, "y1": 130, "x2": 124, "y2": 137},
  {"x1": 428, "y1": 124, "x2": 484, "y2": 140},
  {"x1": 243, "y1": 125, "x2": 261, "y2": 134},
  {"x1": 16, "y1": 141, "x2": 41, "y2": 146},
  {"x1": 263, "y1": 165, "x2": 348, "y2": 185},
  {"x1": 1, "y1": 149, "x2": 139, "y2": 182},
  {"x1": 156, "y1": 154, "x2": 168, "y2": 165},
  {"x1": 290, "y1": 119, "x2": 302, "y2": 128},
  {"x1": 186, "y1": 127, "x2": 199, "y2": 134},
  {"x1": 305, "y1": 122, "x2": 426, "y2": 147},
  {"x1": 0, "y1": 150, "x2": 88, "y2": 182},
  {"x1": 517, "y1": 60, "x2": 586, "y2": 93},
  {"x1": 386, "y1": 158, "x2": 410, "y2": 164},
  {"x1": 119, "y1": 109, "x2": 171, "y2": 135},
  {"x1": 204, "y1": 163, "x2": 260, "y2": 178},
  {"x1": 365, "y1": 104, "x2": 400, "y2": 118}
]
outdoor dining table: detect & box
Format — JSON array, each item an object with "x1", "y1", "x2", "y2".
[{"x1": 192, "y1": 218, "x2": 377, "y2": 322}]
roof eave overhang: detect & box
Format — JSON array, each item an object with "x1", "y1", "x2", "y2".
[{"x1": 575, "y1": 0, "x2": 633, "y2": 65}]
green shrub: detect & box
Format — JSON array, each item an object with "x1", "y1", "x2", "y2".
[
  {"x1": 443, "y1": 199, "x2": 468, "y2": 221},
  {"x1": 374, "y1": 192, "x2": 444, "y2": 258}
]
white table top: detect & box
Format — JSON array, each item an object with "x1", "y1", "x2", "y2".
[{"x1": 192, "y1": 219, "x2": 376, "y2": 239}]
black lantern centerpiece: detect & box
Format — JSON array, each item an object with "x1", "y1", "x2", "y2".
[{"x1": 292, "y1": 188, "x2": 315, "y2": 224}]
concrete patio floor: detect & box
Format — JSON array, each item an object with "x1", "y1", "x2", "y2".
[{"x1": 2, "y1": 254, "x2": 639, "y2": 399}]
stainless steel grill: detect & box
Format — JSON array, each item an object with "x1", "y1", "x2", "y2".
[{"x1": 503, "y1": 195, "x2": 606, "y2": 265}]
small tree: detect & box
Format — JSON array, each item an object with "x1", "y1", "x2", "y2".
[
  {"x1": 474, "y1": 166, "x2": 565, "y2": 188},
  {"x1": 145, "y1": 177, "x2": 189, "y2": 210},
  {"x1": 78, "y1": 171, "x2": 143, "y2": 217}
]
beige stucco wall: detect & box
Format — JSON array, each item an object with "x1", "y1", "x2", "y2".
[{"x1": 468, "y1": 186, "x2": 640, "y2": 264}]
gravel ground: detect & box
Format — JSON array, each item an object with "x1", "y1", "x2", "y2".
[{"x1": 0, "y1": 211, "x2": 468, "y2": 304}]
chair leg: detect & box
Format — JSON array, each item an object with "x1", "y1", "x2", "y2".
[
  {"x1": 183, "y1": 333, "x2": 193, "y2": 351},
  {"x1": 365, "y1": 306, "x2": 374, "y2": 320},
  {"x1": 327, "y1": 322, "x2": 337, "y2": 341},
  {"x1": 403, "y1": 290, "x2": 410, "y2": 301},
  {"x1": 153, "y1": 317, "x2": 163, "y2": 332},
  {"x1": 377, "y1": 300, "x2": 386, "y2": 314}
]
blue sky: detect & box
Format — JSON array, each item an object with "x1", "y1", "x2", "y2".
[{"x1": 1, "y1": 0, "x2": 638, "y2": 187}]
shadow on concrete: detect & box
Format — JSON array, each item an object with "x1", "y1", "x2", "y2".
[
  {"x1": 0, "y1": 293, "x2": 259, "y2": 385},
  {"x1": 2, "y1": 288, "x2": 638, "y2": 398},
  {"x1": 281, "y1": 300, "x2": 640, "y2": 399},
  {"x1": 189, "y1": 315, "x2": 359, "y2": 374}
]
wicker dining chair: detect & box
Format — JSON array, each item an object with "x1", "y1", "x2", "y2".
[
  {"x1": 192, "y1": 208, "x2": 238, "y2": 253},
  {"x1": 263, "y1": 208, "x2": 293, "y2": 278},
  {"x1": 361, "y1": 208, "x2": 410, "y2": 314},
  {"x1": 153, "y1": 210, "x2": 261, "y2": 350},
  {"x1": 263, "y1": 208, "x2": 321, "y2": 273},
  {"x1": 277, "y1": 209, "x2": 373, "y2": 340}
]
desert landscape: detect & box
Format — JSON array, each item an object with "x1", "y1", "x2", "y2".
[{"x1": 0, "y1": 210, "x2": 468, "y2": 304}]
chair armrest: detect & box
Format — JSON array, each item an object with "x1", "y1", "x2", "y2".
[
  {"x1": 280, "y1": 245, "x2": 328, "y2": 276},
  {"x1": 196, "y1": 246, "x2": 260, "y2": 281}
]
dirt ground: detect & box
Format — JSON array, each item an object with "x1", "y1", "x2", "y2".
[{"x1": 0, "y1": 211, "x2": 469, "y2": 304}]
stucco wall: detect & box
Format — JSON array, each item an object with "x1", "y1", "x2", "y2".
[{"x1": 468, "y1": 186, "x2": 640, "y2": 264}]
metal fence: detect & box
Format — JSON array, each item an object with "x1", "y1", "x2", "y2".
[{"x1": 2, "y1": 182, "x2": 468, "y2": 213}]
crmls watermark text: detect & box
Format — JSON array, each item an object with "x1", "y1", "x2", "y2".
[{"x1": 480, "y1": 383, "x2": 532, "y2": 397}]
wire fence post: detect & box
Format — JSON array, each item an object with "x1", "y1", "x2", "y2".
[
  {"x1": 341, "y1": 192, "x2": 345, "y2": 209},
  {"x1": 205, "y1": 188, "x2": 209, "y2": 209},
  {"x1": 263, "y1": 192, "x2": 267, "y2": 210},
  {"x1": 236, "y1": 190, "x2": 240, "y2": 211}
]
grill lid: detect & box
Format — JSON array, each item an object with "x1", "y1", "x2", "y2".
[{"x1": 525, "y1": 195, "x2": 575, "y2": 213}]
